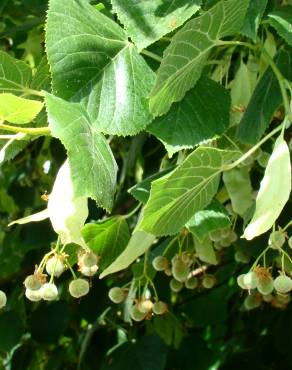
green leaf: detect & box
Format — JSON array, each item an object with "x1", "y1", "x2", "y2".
[
  {"x1": 46, "y1": 0, "x2": 155, "y2": 136},
  {"x1": 230, "y1": 59, "x2": 254, "y2": 125},
  {"x1": 149, "y1": 0, "x2": 250, "y2": 116},
  {"x1": 111, "y1": 0, "x2": 201, "y2": 51},
  {"x1": 268, "y1": 6, "x2": 292, "y2": 47},
  {"x1": 101, "y1": 335, "x2": 167, "y2": 370},
  {"x1": 223, "y1": 167, "x2": 253, "y2": 216},
  {"x1": 138, "y1": 147, "x2": 238, "y2": 236},
  {"x1": 0, "y1": 311, "x2": 24, "y2": 352},
  {"x1": 237, "y1": 47, "x2": 292, "y2": 144},
  {"x1": 193, "y1": 236, "x2": 217, "y2": 265},
  {"x1": 186, "y1": 200, "x2": 231, "y2": 242},
  {"x1": 0, "y1": 51, "x2": 32, "y2": 94},
  {"x1": 0, "y1": 93, "x2": 43, "y2": 124},
  {"x1": 30, "y1": 56, "x2": 51, "y2": 92},
  {"x1": 45, "y1": 93, "x2": 117, "y2": 211},
  {"x1": 152, "y1": 314, "x2": 185, "y2": 349},
  {"x1": 128, "y1": 167, "x2": 175, "y2": 204},
  {"x1": 241, "y1": 0, "x2": 268, "y2": 42},
  {"x1": 0, "y1": 132, "x2": 29, "y2": 165},
  {"x1": 148, "y1": 76, "x2": 230, "y2": 156},
  {"x1": 244, "y1": 135, "x2": 291, "y2": 240},
  {"x1": 99, "y1": 230, "x2": 156, "y2": 278},
  {"x1": 81, "y1": 217, "x2": 130, "y2": 271}
]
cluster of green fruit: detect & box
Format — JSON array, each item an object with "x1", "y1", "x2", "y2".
[
  {"x1": 108, "y1": 287, "x2": 168, "y2": 322},
  {"x1": 152, "y1": 252, "x2": 216, "y2": 293},
  {"x1": 209, "y1": 228, "x2": 238, "y2": 250},
  {"x1": 23, "y1": 251, "x2": 99, "y2": 302},
  {"x1": 238, "y1": 267, "x2": 292, "y2": 310}
]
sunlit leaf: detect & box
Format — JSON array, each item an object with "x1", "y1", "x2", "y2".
[
  {"x1": 149, "y1": 0, "x2": 249, "y2": 116},
  {"x1": 0, "y1": 93, "x2": 43, "y2": 124},
  {"x1": 46, "y1": 0, "x2": 155, "y2": 136}
]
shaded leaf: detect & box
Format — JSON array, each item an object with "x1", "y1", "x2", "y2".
[
  {"x1": 128, "y1": 167, "x2": 175, "y2": 204},
  {"x1": 149, "y1": 0, "x2": 249, "y2": 116},
  {"x1": 81, "y1": 217, "x2": 130, "y2": 271},
  {"x1": 46, "y1": 0, "x2": 155, "y2": 136},
  {"x1": 268, "y1": 6, "x2": 292, "y2": 47},
  {"x1": 0, "y1": 133, "x2": 29, "y2": 165},
  {"x1": 148, "y1": 76, "x2": 230, "y2": 156},
  {"x1": 100, "y1": 230, "x2": 156, "y2": 278},
  {"x1": 237, "y1": 47, "x2": 292, "y2": 144},
  {"x1": 0, "y1": 311, "x2": 24, "y2": 352},
  {"x1": 101, "y1": 335, "x2": 167, "y2": 370},
  {"x1": 111, "y1": 0, "x2": 201, "y2": 51},
  {"x1": 152, "y1": 313, "x2": 185, "y2": 349},
  {"x1": 241, "y1": 0, "x2": 268, "y2": 41}
]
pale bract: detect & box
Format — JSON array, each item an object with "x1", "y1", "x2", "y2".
[
  {"x1": 243, "y1": 135, "x2": 291, "y2": 240},
  {"x1": 9, "y1": 159, "x2": 88, "y2": 248},
  {"x1": 47, "y1": 160, "x2": 88, "y2": 247}
]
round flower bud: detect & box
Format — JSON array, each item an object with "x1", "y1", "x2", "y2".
[
  {"x1": 262, "y1": 294, "x2": 273, "y2": 302},
  {"x1": 152, "y1": 256, "x2": 169, "y2": 271},
  {"x1": 41, "y1": 283, "x2": 58, "y2": 301},
  {"x1": 46, "y1": 256, "x2": 65, "y2": 278},
  {"x1": 80, "y1": 264, "x2": 98, "y2": 277},
  {"x1": 257, "y1": 151, "x2": 270, "y2": 168},
  {"x1": 269, "y1": 231, "x2": 286, "y2": 249},
  {"x1": 108, "y1": 287, "x2": 125, "y2": 304},
  {"x1": 202, "y1": 274, "x2": 216, "y2": 289},
  {"x1": 220, "y1": 228, "x2": 231, "y2": 238},
  {"x1": 209, "y1": 230, "x2": 222, "y2": 242},
  {"x1": 244, "y1": 294, "x2": 262, "y2": 310},
  {"x1": 237, "y1": 274, "x2": 247, "y2": 289},
  {"x1": 24, "y1": 275, "x2": 42, "y2": 291},
  {"x1": 170, "y1": 279, "x2": 183, "y2": 293},
  {"x1": 234, "y1": 251, "x2": 250, "y2": 263},
  {"x1": 276, "y1": 293, "x2": 291, "y2": 304},
  {"x1": 171, "y1": 259, "x2": 190, "y2": 282},
  {"x1": 79, "y1": 252, "x2": 98, "y2": 268},
  {"x1": 25, "y1": 288, "x2": 42, "y2": 302},
  {"x1": 181, "y1": 252, "x2": 193, "y2": 266},
  {"x1": 228, "y1": 230, "x2": 238, "y2": 243},
  {"x1": 69, "y1": 278, "x2": 89, "y2": 298},
  {"x1": 0, "y1": 290, "x2": 7, "y2": 309},
  {"x1": 220, "y1": 237, "x2": 232, "y2": 248},
  {"x1": 257, "y1": 277, "x2": 274, "y2": 295},
  {"x1": 164, "y1": 268, "x2": 172, "y2": 277},
  {"x1": 273, "y1": 275, "x2": 292, "y2": 294},
  {"x1": 130, "y1": 305, "x2": 146, "y2": 322},
  {"x1": 213, "y1": 242, "x2": 223, "y2": 251},
  {"x1": 152, "y1": 301, "x2": 167, "y2": 315},
  {"x1": 288, "y1": 236, "x2": 292, "y2": 249},
  {"x1": 185, "y1": 276, "x2": 198, "y2": 290},
  {"x1": 242, "y1": 271, "x2": 259, "y2": 290},
  {"x1": 137, "y1": 299, "x2": 153, "y2": 314}
]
